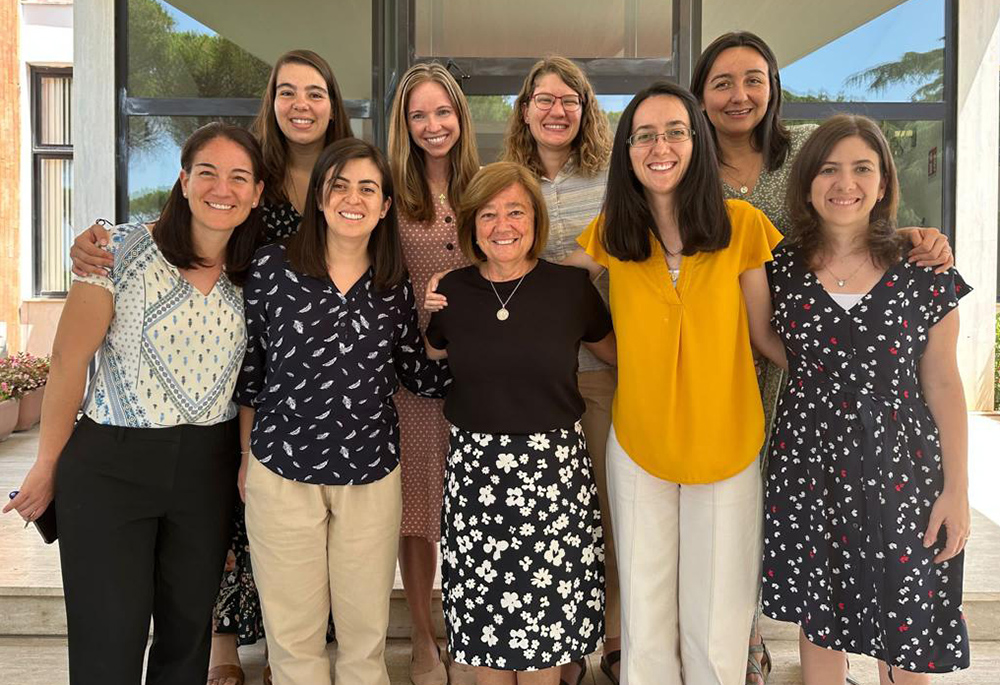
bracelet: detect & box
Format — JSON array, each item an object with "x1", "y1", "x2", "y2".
[{"x1": 240, "y1": 450, "x2": 250, "y2": 456}]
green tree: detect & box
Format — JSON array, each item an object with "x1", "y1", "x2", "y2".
[
  {"x1": 467, "y1": 95, "x2": 514, "y2": 123},
  {"x1": 844, "y1": 43, "x2": 944, "y2": 102},
  {"x1": 128, "y1": 187, "x2": 173, "y2": 223}
]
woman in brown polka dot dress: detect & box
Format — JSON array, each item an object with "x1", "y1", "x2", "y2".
[{"x1": 387, "y1": 63, "x2": 481, "y2": 685}]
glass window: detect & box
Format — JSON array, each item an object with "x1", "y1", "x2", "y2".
[
  {"x1": 32, "y1": 69, "x2": 73, "y2": 296},
  {"x1": 779, "y1": 0, "x2": 945, "y2": 102},
  {"x1": 126, "y1": 0, "x2": 373, "y2": 101},
  {"x1": 415, "y1": 0, "x2": 673, "y2": 59}
]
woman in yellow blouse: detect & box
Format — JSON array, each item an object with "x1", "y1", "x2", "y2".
[{"x1": 567, "y1": 81, "x2": 786, "y2": 685}]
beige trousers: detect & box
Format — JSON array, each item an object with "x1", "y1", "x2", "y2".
[
  {"x1": 607, "y1": 427, "x2": 762, "y2": 685},
  {"x1": 245, "y1": 457, "x2": 402, "y2": 685},
  {"x1": 577, "y1": 368, "x2": 621, "y2": 641}
]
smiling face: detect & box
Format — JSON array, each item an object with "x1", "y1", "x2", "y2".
[
  {"x1": 319, "y1": 157, "x2": 392, "y2": 244},
  {"x1": 809, "y1": 135, "x2": 887, "y2": 233},
  {"x1": 700, "y1": 46, "x2": 770, "y2": 140},
  {"x1": 474, "y1": 182, "x2": 536, "y2": 269},
  {"x1": 627, "y1": 95, "x2": 693, "y2": 200},
  {"x1": 273, "y1": 62, "x2": 333, "y2": 146},
  {"x1": 406, "y1": 80, "x2": 460, "y2": 160},
  {"x1": 180, "y1": 136, "x2": 263, "y2": 235},
  {"x1": 523, "y1": 72, "x2": 583, "y2": 159}
]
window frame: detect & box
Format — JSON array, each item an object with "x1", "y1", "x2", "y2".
[{"x1": 30, "y1": 66, "x2": 74, "y2": 298}]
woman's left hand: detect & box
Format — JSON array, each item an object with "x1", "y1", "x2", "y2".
[
  {"x1": 923, "y1": 487, "x2": 971, "y2": 563},
  {"x1": 905, "y1": 227, "x2": 953, "y2": 273},
  {"x1": 2, "y1": 461, "x2": 57, "y2": 522}
]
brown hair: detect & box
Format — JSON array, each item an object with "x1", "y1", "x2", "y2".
[
  {"x1": 286, "y1": 138, "x2": 405, "y2": 292},
  {"x1": 388, "y1": 62, "x2": 480, "y2": 222},
  {"x1": 786, "y1": 114, "x2": 903, "y2": 267},
  {"x1": 457, "y1": 162, "x2": 549, "y2": 263},
  {"x1": 501, "y1": 56, "x2": 612, "y2": 177},
  {"x1": 250, "y1": 50, "x2": 353, "y2": 206},
  {"x1": 690, "y1": 32, "x2": 792, "y2": 173},
  {"x1": 154, "y1": 122, "x2": 264, "y2": 287}
]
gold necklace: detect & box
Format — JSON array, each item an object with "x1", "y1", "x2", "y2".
[
  {"x1": 824, "y1": 254, "x2": 868, "y2": 288},
  {"x1": 724, "y1": 157, "x2": 761, "y2": 195}
]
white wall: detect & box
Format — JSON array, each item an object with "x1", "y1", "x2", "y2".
[
  {"x1": 955, "y1": 0, "x2": 1000, "y2": 409},
  {"x1": 18, "y1": 1, "x2": 73, "y2": 303}
]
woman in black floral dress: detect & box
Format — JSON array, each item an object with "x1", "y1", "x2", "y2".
[{"x1": 763, "y1": 115, "x2": 971, "y2": 683}]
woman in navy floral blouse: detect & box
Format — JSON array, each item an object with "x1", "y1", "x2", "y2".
[
  {"x1": 763, "y1": 115, "x2": 971, "y2": 684},
  {"x1": 235, "y1": 138, "x2": 449, "y2": 685}
]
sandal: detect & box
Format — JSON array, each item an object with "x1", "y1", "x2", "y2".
[
  {"x1": 559, "y1": 657, "x2": 587, "y2": 685},
  {"x1": 600, "y1": 650, "x2": 621, "y2": 685},
  {"x1": 207, "y1": 665, "x2": 245, "y2": 685},
  {"x1": 746, "y1": 637, "x2": 772, "y2": 685}
]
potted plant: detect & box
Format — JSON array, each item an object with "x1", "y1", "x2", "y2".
[
  {"x1": 0, "y1": 353, "x2": 51, "y2": 432},
  {"x1": 0, "y1": 380, "x2": 17, "y2": 442}
]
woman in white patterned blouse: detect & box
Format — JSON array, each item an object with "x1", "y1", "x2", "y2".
[{"x1": 4, "y1": 122, "x2": 264, "y2": 685}]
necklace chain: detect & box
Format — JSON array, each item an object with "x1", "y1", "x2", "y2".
[
  {"x1": 723, "y1": 157, "x2": 761, "y2": 195},
  {"x1": 824, "y1": 254, "x2": 868, "y2": 288},
  {"x1": 487, "y1": 266, "x2": 529, "y2": 321}
]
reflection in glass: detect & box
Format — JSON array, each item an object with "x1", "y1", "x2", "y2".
[
  {"x1": 779, "y1": 0, "x2": 944, "y2": 102},
  {"x1": 128, "y1": 0, "x2": 271, "y2": 99},
  {"x1": 415, "y1": 0, "x2": 672, "y2": 59},
  {"x1": 38, "y1": 158, "x2": 73, "y2": 294}
]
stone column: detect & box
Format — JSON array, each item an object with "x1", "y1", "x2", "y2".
[{"x1": 0, "y1": 0, "x2": 20, "y2": 353}]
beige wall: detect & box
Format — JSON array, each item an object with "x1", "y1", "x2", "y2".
[{"x1": 955, "y1": 0, "x2": 1000, "y2": 410}]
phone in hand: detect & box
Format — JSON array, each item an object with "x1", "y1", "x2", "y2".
[{"x1": 8, "y1": 491, "x2": 58, "y2": 544}]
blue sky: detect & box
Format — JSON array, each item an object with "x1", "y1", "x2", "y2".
[{"x1": 129, "y1": 0, "x2": 945, "y2": 201}]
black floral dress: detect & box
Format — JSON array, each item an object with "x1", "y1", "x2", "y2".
[
  {"x1": 762, "y1": 246, "x2": 971, "y2": 673},
  {"x1": 214, "y1": 201, "x2": 303, "y2": 645}
]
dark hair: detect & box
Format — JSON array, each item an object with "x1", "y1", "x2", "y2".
[
  {"x1": 153, "y1": 122, "x2": 264, "y2": 286},
  {"x1": 250, "y1": 50, "x2": 353, "y2": 206},
  {"x1": 286, "y1": 138, "x2": 405, "y2": 292},
  {"x1": 456, "y1": 162, "x2": 549, "y2": 264},
  {"x1": 690, "y1": 31, "x2": 791, "y2": 173},
  {"x1": 602, "y1": 81, "x2": 731, "y2": 261},
  {"x1": 787, "y1": 114, "x2": 903, "y2": 268}
]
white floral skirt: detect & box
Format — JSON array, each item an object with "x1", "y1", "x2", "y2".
[{"x1": 441, "y1": 423, "x2": 605, "y2": 670}]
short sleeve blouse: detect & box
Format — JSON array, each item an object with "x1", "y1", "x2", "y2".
[
  {"x1": 578, "y1": 199, "x2": 783, "y2": 483},
  {"x1": 75, "y1": 223, "x2": 246, "y2": 428}
]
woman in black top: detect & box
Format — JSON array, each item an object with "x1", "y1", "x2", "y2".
[
  {"x1": 236, "y1": 139, "x2": 449, "y2": 685},
  {"x1": 425, "y1": 162, "x2": 615, "y2": 683}
]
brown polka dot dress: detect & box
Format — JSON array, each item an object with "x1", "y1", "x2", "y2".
[{"x1": 397, "y1": 199, "x2": 470, "y2": 541}]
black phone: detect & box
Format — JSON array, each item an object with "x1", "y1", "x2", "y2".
[{"x1": 8, "y1": 491, "x2": 58, "y2": 544}]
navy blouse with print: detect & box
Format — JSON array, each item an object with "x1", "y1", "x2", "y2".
[{"x1": 235, "y1": 243, "x2": 451, "y2": 485}]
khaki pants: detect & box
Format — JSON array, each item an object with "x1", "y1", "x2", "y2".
[
  {"x1": 245, "y1": 457, "x2": 402, "y2": 685},
  {"x1": 607, "y1": 427, "x2": 762, "y2": 685},
  {"x1": 577, "y1": 368, "x2": 620, "y2": 641}
]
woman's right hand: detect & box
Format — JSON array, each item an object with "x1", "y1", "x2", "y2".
[
  {"x1": 238, "y1": 451, "x2": 249, "y2": 503},
  {"x1": 70, "y1": 223, "x2": 114, "y2": 276},
  {"x1": 424, "y1": 270, "x2": 451, "y2": 312},
  {"x1": 2, "y1": 460, "x2": 56, "y2": 522}
]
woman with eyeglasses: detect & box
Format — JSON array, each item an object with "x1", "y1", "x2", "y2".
[
  {"x1": 500, "y1": 56, "x2": 620, "y2": 685},
  {"x1": 562, "y1": 81, "x2": 787, "y2": 685}
]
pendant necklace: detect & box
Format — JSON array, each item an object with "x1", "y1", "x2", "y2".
[
  {"x1": 725, "y1": 157, "x2": 761, "y2": 195},
  {"x1": 825, "y1": 255, "x2": 867, "y2": 288},
  {"x1": 487, "y1": 267, "x2": 529, "y2": 321}
]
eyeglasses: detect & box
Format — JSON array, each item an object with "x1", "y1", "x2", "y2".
[
  {"x1": 530, "y1": 93, "x2": 583, "y2": 112},
  {"x1": 627, "y1": 128, "x2": 695, "y2": 147}
]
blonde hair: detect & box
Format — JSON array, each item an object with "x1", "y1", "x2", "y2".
[
  {"x1": 457, "y1": 162, "x2": 549, "y2": 263},
  {"x1": 388, "y1": 63, "x2": 480, "y2": 222},
  {"x1": 501, "y1": 56, "x2": 612, "y2": 178}
]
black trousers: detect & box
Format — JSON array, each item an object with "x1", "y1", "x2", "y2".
[{"x1": 55, "y1": 416, "x2": 239, "y2": 685}]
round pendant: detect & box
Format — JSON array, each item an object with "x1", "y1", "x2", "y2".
[
  {"x1": 496, "y1": 307, "x2": 509, "y2": 321},
  {"x1": 739, "y1": 185, "x2": 749, "y2": 194},
  {"x1": 836, "y1": 279, "x2": 846, "y2": 287}
]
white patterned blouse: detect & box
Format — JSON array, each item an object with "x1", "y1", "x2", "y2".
[{"x1": 74, "y1": 223, "x2": 246, "y2": 428}]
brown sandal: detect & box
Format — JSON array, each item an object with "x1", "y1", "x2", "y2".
[{"x1": 207, "y1": 664, "x2": 245, "y2": 685}]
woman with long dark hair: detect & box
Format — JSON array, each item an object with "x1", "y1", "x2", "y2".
[{"x1": 4, "y1": 122, "x2": 264, "y2": 684}]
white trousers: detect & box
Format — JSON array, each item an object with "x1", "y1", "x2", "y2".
[
  {"x1": 245, "y1": 457, "x2": 402, "y2": 685},
  {"x1": 607, "y1": 427, "x2": 762, "y2": 685}
]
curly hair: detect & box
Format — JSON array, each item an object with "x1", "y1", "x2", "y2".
[
  {"x1": 786, "y1": 115, "x2": 903, "y2": 268},
  {"x1": 500, "y1": 56, "x2": 612, "y2": 178},
  {"x1": 388, "y1": 62, "x2": 480, "y2": 223}
]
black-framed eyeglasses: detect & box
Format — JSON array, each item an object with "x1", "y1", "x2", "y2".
[
  {"x1": 529, "y1": 93, "x2": 584, "y2": 112},
  {"x1": 627, "y1": 128, "x2": 695, "y2": 147}
]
